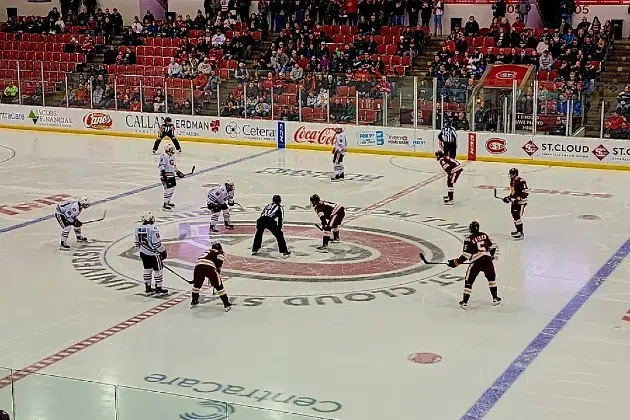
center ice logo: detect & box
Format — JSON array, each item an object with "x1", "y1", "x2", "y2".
[{"x1": 114, "y1": 221, "x2": 443, "y2": 283}]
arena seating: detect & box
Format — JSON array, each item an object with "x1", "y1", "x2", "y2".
[{"x1": 0, "y1": 32, "x2": 103, "y2": 95}]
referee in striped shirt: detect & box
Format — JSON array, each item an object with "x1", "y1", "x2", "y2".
[
  {"x1": 438, "y1": 120, "x2": 458, "y2": 159},
  {"x1": 252, "y1": 195, "x2": 291, "y2": 257}
]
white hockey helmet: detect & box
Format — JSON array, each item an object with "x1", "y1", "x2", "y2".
[
  {"x1": 225, "y1": 179, "x2": 235, "y2": 190},
  {"x1": 164, "y1": 143, "x2": 175, "y2": 155},
  {"x1": 78, "y1": 197, "x2": 90, "y2": 208},
  {"x1": 141, "y1": 211, "x2": 155, "y2": 224}
]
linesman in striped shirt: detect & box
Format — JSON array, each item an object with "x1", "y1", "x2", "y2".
[
  {"x1": 252, "y1": 195, "x2": 291, "y2": 257},
  {"x1": 438, "y1": 120, "x2": 458, "y2": 159}
]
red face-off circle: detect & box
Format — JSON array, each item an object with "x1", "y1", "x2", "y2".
[{"x1": 163, "y1": 222, "x2": 443, "y2": 283}]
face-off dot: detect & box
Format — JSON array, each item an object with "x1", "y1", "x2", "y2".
[{"x1": 408, "y1": 352, "x2": 443, "y2": 364}]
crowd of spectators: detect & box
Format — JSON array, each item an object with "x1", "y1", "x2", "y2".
[
  {"x1": 431, "y1": 2, "x2": 611, "y2": 131},
  {"x1": 606, "y1": 85, "x2": 630, "y2": 139},
  {"x1": 3, "y1": 4, "x2": 123, "y2": 41}
]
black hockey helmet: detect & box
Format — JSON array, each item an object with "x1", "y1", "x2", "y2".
[
  {"x1": 164, "y1": 116, "x2": 172, "y2": 123},
  {"x1": 273, "y1": 194, "x2": 281, "y2": 204},
  {"x1": 469, "y1": 221, "x2": 480, "y2": 234},
  {"x1": 509, "y1": 168, "x2": 519, "y2": 178},
  {"x1": 310, "y1": 194, "x2": 320, "y2": 207},
  {"x1": 435, "y1": 150, "x2": 444, "y2": 160},
  {"x1": 0, "y1": 410, "x2": 9, "y2": 420},
  {"x1": 211, "y1": 242, "x2": 223, "y2": 252}
]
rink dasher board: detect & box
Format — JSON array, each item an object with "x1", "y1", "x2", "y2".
[{"x1": 0, "y1": 104, "x2": 629, "y2": 171}]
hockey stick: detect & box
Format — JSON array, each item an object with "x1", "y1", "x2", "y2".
[
  {"x1": 82, "y1": 210, "x2": 108, "y2": 225},
  {"x1": 187, "y1": 165, "x2": 196, "y2": 176},
  {"x1": 419, "y1": 252, "x2": 470, "y2": 265},
  {"x1": 315, "y1": 224, "x2": 323, "y2": 231},
  {"x1": 494, "y1": 188, "x2": 509, "y2": 202},
  {"x1": 163, "y1": 264, "x2": 193, "y2": 284}
]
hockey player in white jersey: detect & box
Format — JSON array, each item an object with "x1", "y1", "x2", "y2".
[
  {"x1": 55, "y1": 197, "x2": 90, "y2": 250},
  {"x1": 331, "y1": 127, "x2": 347, "y2": 181},
  {"x1": 134, "y1": 211, "x2": 168, "y2": 294},
  {"x1": 206, "y1": 179, "x2": 235, "y2": 234},
  {"x1": 159, "y1": 143, "x2": 185, "y2": 211}
]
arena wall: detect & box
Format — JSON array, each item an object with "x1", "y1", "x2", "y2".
[{"x1": 1, "y1": 104, "x2": 629, "y2": 170}]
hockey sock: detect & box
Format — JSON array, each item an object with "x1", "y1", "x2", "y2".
[
  {"x1": 448, "y1": 191, "x2": 454, "y2": 200},
  {"x1": 333, "y1": 229, "x2": 339, "y2": 240},
  {"x1": 516, "y1": 223, "x2": 523, "y2": 233},
  {"x1": 488, "y1": 281, "x2": 498, "y2": 299},
  {"x1": 323, "y1": 236, "x2": 330, "y2": 247},
  {"x1": 154, "y1": 270, "x2": 163, "y2": 288},
  {"x1": 61, "y1": 226, "x2": 71, "y2": 244},
  {"x1": 222, "y1": 209, "x2": 231, "y2": 225},
  {"x1": 74, "y1": 227, "x2": 82, "y2": 237},
  {"x1": 462, "y1": 283, "x2": 473, "y2": 303},
  {"x1": 164, "y1": 187, "x2": 174, "y2": 205},
  {"x1": 214, "y1": 284, "x2": 230, "y2": 306},
  {"x1": 143, "y1": 268, "x2": 152, "y2": 286}
]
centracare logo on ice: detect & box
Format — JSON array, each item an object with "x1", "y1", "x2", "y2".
[
  {"x1": 83, "y1": 112, "x2": 112, "y2": 130},
  {"x1": 293, "y1": 126, "x2": 337, "y2": 145},
  {"x1": 225, "y1": 121, "x2": 275, "y2": 141}
]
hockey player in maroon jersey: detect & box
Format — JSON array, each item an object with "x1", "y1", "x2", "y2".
[
  {"x1": 503, "y1": 168, "x2": 529, "y2": 240},
  {"x1": 310, "y1": 194, "x2": 345, "y2": 252},
  {"x1": 190, "y1": 242, "x2": 232, "y2": 311},
  {"x1": 447, "y1": 221, "x2": 501, "y2": 310},
  {"x1": 435, "y1": 150, "x2": 463, "y2": 205}
]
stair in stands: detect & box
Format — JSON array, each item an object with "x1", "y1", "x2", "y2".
[{"x1": 583, "y1": 39, "x2": 630, "y2": 137}]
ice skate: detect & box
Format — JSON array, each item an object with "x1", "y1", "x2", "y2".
[{"x1": 155, "y1": 287, "x2": 168, "y2": 295}]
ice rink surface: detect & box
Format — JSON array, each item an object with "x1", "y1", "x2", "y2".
[{"x1": 0, "y1": 130, "x2": 629, "y2": 420}]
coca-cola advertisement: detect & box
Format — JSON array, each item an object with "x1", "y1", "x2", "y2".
[
  {"x1": 284, "y1": 122, "x2": 434, "y2": 154},
  {"x1": 293, "y1": 126, "x2": 338, "y2": 146}
]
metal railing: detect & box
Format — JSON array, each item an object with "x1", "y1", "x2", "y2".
[{"x1": 0, "y1": 60, "x2": 612, "y2": 138}]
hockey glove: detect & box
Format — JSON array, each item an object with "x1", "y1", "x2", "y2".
[
  {"x1": 74, "y1": 220, "x2": 83, "y2": 228},
  {"x1": 228, "y1": 201, "x2": 234, "y2": 207},
  {"x1": 176, "y1": 170, "x2": 185, "y2": 178},
  {"x1": 490, "y1": 247, "x2": 497, "y2": 257},
  {"x1": 447, "y1": 259, "x2": 459, "y2": 268},
  {"x1": 502, "y1": 196, "x2": 511, "y2": 203},
  {"x1": 219, "y1": 203, "x2": 229, "y2": 211},
  {"x1": 160, "y1": 250, "x2": 167, "y2": 261}
]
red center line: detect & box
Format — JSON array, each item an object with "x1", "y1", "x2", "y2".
[
  {"x1": 1, "y1": 162, "x2": 469, "y2": 388},
  {"x1": 345, "y1": 161, "x2": 470, "y2": 224},
  {"x1": 0, "y1": 293, "x2": 189, "y2": 389}
]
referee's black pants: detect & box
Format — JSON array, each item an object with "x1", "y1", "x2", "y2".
[
  {"x1": 443, "y1": 141, "x2": 457, "y2": 159},
  {"x1": 252, "y1": 216, "x2": 288, "y2": 253}
]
